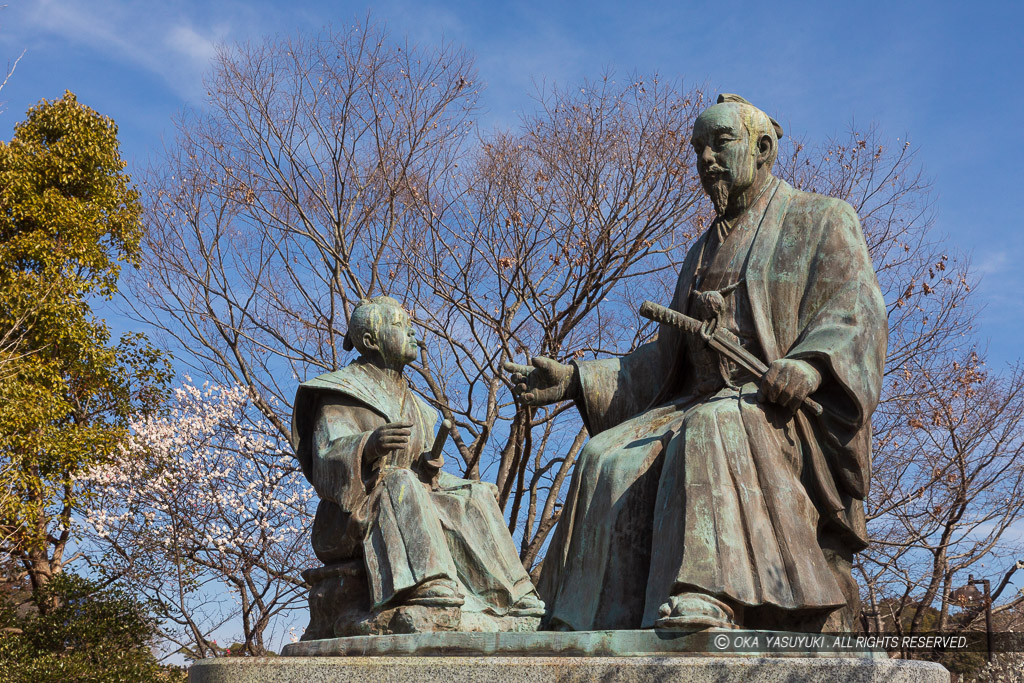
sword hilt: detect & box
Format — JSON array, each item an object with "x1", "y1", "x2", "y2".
[
  {"x1": 639, "y1": 300, "x2": 702, "y2": 334},
  {"x1": 430, "y1": 419, "x2": 452, "y2": 461}
]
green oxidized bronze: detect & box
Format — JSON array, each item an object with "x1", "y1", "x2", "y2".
[
  {"x1": 292, "y1": 296, "x2": 544, "y2": 637},
  {"x1": 506, "y1": 94, "x2": 888, "y2": 633}
]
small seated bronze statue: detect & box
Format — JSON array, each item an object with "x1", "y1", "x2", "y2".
[{"x1": 292, "y1": 296, "x2": 543, "y2": 637}]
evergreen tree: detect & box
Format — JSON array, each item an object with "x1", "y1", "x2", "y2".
[{"x1": 0, "y1": 92, "x2": 170, "y2": 605}]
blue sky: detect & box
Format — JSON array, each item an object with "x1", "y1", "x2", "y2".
[
  {"x1": 2, "y1": 0, "x2": 1023, "y2": 651},
  {"x1": 1, "y1": 0, "x2": 1022, "y2": 367}
]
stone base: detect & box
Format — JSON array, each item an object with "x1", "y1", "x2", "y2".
[
  {"x1": 189, "y1": 656, "x2": 950, "y2": 682},
  {"x1": 192, "y1": 631, "x2": 951, "y2": 681},
  {"x1": 302, "y1": 561, "x2": 539, "y2": 638},
  {"x1": 351, "y1": 604, "x2": 541, "y2": 636},
  {"x1": 281, "y1": 628, "x2": 885, "y2": 658}
]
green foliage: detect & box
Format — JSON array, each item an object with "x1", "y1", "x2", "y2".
[
  {"x1": 0, "y1": 573, "x2": 185, "y2": 682},
  {"x1": 0, "y1": 91, "x2": 170, "y2": 586}
]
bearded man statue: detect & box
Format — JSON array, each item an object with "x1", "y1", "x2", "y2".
[{"x1": 506, "y1": 94, "x2": 887, "y2": 632}]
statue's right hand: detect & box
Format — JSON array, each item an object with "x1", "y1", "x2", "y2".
[
  {"x1": 503, "y1": 357, "x2": 577, "y2": 406},
  {"x1": 366, "y1": 421, "x2": 413, "y2": 464}
]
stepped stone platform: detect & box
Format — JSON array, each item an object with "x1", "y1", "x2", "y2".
[{"x1": 188, "y1": 630, "x2": 950, "y2": 681}]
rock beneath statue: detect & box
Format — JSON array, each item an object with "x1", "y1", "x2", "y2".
[
  {"x1": 302, "y1": 562, "x2": 540, "y2": 639},
  {"x1": 302, "y1": 561, "x2": 368, "y2": 640},
  {"x1": 358, "y1": 605, "x2": 540, "y2": 636}
]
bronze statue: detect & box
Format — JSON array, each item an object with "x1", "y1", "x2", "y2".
[
  {"x1": 293, "y1": 296, "x2": 543, "y2": 636},
  {"x1": 506, "y1": 94, "x2": 887, "y2": 632}
]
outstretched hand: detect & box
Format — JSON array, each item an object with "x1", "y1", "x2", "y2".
[
  {"x1": 366, "y1": 421, "x2": 413, "y2": 464},
  {"x1": 503, "y1": 356, "x2": 577, "y2": 407}
]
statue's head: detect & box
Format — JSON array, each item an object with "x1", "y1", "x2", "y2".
[
  {"x1": 691, "y1": 94, "x2": 783, "y2": 217},
  {"x1": 343, "y1": 296, "x2": 421, "y2": 369}
]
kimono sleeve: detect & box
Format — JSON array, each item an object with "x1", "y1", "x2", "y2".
[
  {"x1": 786, "y1": 198, "x2": 888, "y2": 499},
  {"x1": 310, "y1": 394, "x2": 378, "y2": 515}
]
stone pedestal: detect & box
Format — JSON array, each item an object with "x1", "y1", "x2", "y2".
[
  {"x1": 189, "y1": 630, "x2": 950, "y2": 682},
  {"x1": 189, "y1": 655, "x2": 949, "y2": 682}
]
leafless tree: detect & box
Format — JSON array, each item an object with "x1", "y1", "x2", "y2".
[
  {"x1": 131, "y1": 21, "x2": 708, "y2": 569},
  {"x1": 134, "y1": 19, "x2": 480, "y2": 437},
  {"x1": 130, "y1": 21, "x2": 1024, "y2": 640},
  {"x1": 858, "y1": 355, "x2": 1024, "y2": 637}
]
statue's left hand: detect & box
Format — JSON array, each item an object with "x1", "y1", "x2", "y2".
[
  {"x1": 419, "y1": 450, "x2": 444, "y2": 473},
  {"x1": 757, "y1": 359, "x2": 822, "y2": 413},
  {"x1": 418, "y1": 450, "x2": 444, "y2": 489}
]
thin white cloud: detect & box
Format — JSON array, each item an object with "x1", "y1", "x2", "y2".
[
  {"x1": 975, "y1": 249, "x2": 1011, "y2": 278},
  {"x1": 164, "y1": 24, "x2": 220, "y2": 69},
  {"x1": 16, "y1": 0, "x2": 241, "y2": 101}
]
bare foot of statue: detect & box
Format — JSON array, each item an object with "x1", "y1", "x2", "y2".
[
  {"x1": 655, "y1": 592, "x2": 738, "y2": 630},
  {"x1": 402, "y1": 578, "x2": 465, "y2": 608},
  {"x1": 508, "y1": 591, "x2": 546, "y2": 617}
]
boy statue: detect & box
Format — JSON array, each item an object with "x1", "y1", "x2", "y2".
[{"x1": 292, "y1": 296, "x2": 544, "y2": 636}]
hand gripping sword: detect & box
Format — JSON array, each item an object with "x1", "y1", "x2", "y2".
[{"x1": 638, "y1": 300, "x2": 823, "y2": 417}]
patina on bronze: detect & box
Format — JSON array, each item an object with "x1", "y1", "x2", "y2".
[
  {"x1": 292, "y1": 296, "x2": 544, "y2": 637},
  {"x1": 506, "y1": 94, "x2": 887, "y2": 633}
]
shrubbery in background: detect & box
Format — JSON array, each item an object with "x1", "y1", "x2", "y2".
[{"x1": 0, "y1": 572, "x2": 184, "y2": 682}]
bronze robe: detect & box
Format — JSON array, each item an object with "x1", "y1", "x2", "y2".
[
  {"x1": 292, "y1": 360, "x2": 534, "y2": 613},
  {"x1": 537, "y1": 177, "x2": 887, "y2": 630}
]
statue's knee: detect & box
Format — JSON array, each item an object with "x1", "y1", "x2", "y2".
[
  {"x1": 467, "y1": 480, "x2": 500, "y2": 502},
  {"x1": 575, "y1": 443, "x2": 604, "y2": 479},
  {"x1": 379, "y1": 466, "x2": 419, "y2": 490}
]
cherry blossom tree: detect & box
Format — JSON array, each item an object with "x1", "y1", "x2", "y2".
[{"x1": 81, "y1": 381, "x2": 315, "y2": 659}]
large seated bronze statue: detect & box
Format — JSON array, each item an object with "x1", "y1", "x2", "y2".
[{"x1": 507, "y1": 95, "x2": 887, "y2": 633}]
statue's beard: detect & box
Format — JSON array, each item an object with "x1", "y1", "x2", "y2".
[
  {"x1": 703, "y1": 164, "x2": 759, "y2": 217},
  {"x1": 702, "y1": 170, "x2": 731, "y2": 216},
  {"x1": 708, "y1": 180, "x2": 730, "y2": 216}
]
